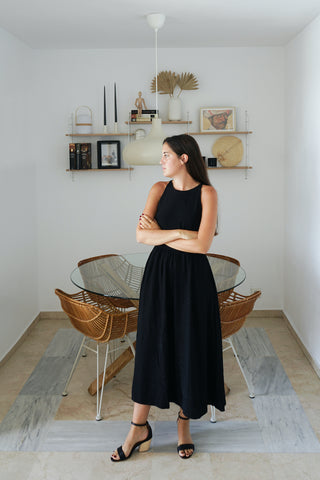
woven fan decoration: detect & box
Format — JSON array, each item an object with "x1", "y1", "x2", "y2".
[
  {"x1": 212, "y1": 136, "x2": 244, "y2": 167},
  {"x1": 150, "y1": 70, "x2": 199, "y2": 97}
]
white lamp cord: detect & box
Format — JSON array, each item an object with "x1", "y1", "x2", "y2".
[{"x1": 155, "y1": 28, "x2": 158, "y2": 114}]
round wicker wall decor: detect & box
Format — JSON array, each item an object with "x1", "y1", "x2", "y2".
[{"x1": 212, "y1": 136, "x2": 243, "y2": 167}]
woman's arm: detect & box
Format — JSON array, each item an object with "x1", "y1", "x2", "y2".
[
  {"x1": 165, "y1": 185, "x2": 218, "y2": 254},
  {"x1": 136, "y1": 182, "x2": 195, "y2": 245}
]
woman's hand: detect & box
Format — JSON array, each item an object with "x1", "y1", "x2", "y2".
[{"x1": 139, "y1": 213, "x2": 160, "y2": 230}]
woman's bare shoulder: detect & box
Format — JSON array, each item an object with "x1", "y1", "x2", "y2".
[
  {"x1": 201, "y1": 184, "x2": 217, "y2": 198},
  {"x1": 150, "y1": 181, "x2": 169, "y2": 195}
]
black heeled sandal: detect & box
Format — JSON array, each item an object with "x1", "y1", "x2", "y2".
[
  {"x1": 177, "y1": 412, "x2": 195, "y2": 459},
  {"x1": 110, "y1": 421, "x2": 152, "y2": 462}
]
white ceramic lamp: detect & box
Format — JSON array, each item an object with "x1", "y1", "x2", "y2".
[{"x1": 123, "y1": 13, "x2": 166, "y2": 166}]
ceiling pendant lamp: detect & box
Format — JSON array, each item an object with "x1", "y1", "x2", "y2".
[{"x1": 123, "y1": 13, "x2": 166, "y2": 166}]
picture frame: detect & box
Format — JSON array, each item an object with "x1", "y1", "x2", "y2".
[
  {"x1": 200, "y1": 107, "x2": 236, "y2": 132},
  {"x1": 97, "y1": 140, "x2": 120, "y2": 169}
]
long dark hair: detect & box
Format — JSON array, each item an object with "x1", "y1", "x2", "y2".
[{"x1": 163, "y1": 134, "x2": 211, "y2": 186}]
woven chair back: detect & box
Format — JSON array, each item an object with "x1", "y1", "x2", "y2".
[
  {"x1": 220, "y1": 290, "x2": 261, "y2": 339},
  {"x1": 55, "y1": 289, "x2": 138, "y2": 343},
  {"x1": 78, "y1": 254, "x2": 136, "y2": 309}
]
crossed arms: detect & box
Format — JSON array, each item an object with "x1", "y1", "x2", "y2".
[{"x1": 136, "y1": 181, "x2": 217, "y2": 254}]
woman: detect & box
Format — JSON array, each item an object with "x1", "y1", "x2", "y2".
[{"x1": 111, "y1": 134, "x2": 225, "y2": 461}]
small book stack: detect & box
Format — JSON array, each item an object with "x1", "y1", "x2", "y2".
[
  {"x1": 130, "y1": 109, "x2": 158, "y2": 122},
  {"x1": 69, "y1": 143, "x2": 92, "y2": 169}
]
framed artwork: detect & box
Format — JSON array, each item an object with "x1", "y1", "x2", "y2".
[
  {"x1": 97, "y1": 140, "x2": 120, "y2": 169},
  {"x1": 200, "y1": 107, "x2": 236, "y2": 132}
]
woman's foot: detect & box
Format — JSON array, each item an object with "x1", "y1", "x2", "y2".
[
  {"x1": 111, "y1": 421, "x2": 152, "y2": 462},
  {"x1": 177, "y1": 411, "x2": 194, "y2": 459}
]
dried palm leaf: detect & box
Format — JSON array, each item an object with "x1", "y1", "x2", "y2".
[
  {"x1": 176, "y1": 72, "x2": 199, "y2": 92},
  {"x1": 151, "y1": 70, "x2": 179, "y2": 96}
]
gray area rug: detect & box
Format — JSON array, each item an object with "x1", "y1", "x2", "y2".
[{"x1": 0, "y1": 328, "x2": 319, "y2": 453}]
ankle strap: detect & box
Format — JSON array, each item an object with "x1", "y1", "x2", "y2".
[
  {"x1": 131, "y1": 421, "x2": 148, "y2": 427},
  {"x1": 178, "y1": 413, "x2": 189, "y2": 421}
]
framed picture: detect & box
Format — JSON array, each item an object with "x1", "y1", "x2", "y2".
[
  {"x1": 97, "y1": 140, "x2": 120, "y2": 169},
  {"x1": 200, "y1": 107, "x2": 236, "y2": 132}
]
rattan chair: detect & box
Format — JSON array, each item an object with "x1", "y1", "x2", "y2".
[
  {"x1": 210, "y1": 290, "x2": 261, "y2": 423},
  {"x1": 76, "y1": 254, "x2": 138, "y2": 372},
  {"x1": 55, "y1": 288, "x2": 138, "y2": 420},
  {"x1": 206, "y1": 253, "x2": 240, "y2": 302}
]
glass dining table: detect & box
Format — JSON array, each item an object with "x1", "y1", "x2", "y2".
[
  {"x1": 70, "y1": 252, "x2": 246, "y2": 305},
  {"x1": 70, "y1": 252, "x2": 246, "y2": 396}
]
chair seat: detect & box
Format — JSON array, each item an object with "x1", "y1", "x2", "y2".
[{"x1": 55, "y1": 289, "x2": 138, "y2": 343}]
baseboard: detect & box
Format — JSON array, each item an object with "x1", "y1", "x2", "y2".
[
  {"x1": 40, "y1": 311, "x2": 68, "y2": 320},
  {"x1": 281, "y1": 311, "x2": 320, "y2": 379},
  {"x1": 249, "y1": 309, "x2": 283, "y2": 318}
]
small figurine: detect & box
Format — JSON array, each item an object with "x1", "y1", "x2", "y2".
[{"x1": 135, "y1": 91, "x2": 147, "y2": 117}]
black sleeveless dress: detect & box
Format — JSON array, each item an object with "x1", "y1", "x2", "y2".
[{"x1": 132, "y1": 181, "x2": 225, "y2": 419}]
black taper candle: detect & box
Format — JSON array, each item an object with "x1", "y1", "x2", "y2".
[
  {"x1": 114, "y1": 82, "x2": 117, "y2": 122},
  {"x1": 103, "y1": 86, "x2": 107, "y2": 125}
]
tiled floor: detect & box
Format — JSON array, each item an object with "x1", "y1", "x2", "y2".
[{"x1": 1, "y1": 313, "x2": 320, "y2": 479}]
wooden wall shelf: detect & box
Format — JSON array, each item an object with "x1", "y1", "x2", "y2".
[
  {"x1": 125, "y1": 121, "x2": 192, "y2": 125},
  {"x1": 66, "y1": 168, "x2": 132, "y2": 172},
  {"x1": 208, "y1": 166, "x2": 252, "y2": 170},
  {"x1": 189, "y1": 131, "x2": 253, "y2": 135},
  {"x1": 65, "y1": 133, "x2": 132, "y2": 137}
]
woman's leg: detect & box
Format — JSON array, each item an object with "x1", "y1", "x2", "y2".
[
  {"x1": 177, "y1": 410, "x2": 194, "y2": 458},
  {"x1": 111, "y1": 402, "x2": 151, "y2": 460}
]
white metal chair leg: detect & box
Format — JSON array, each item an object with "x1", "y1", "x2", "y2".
[
  {"x1": 62, "y1": 336, "x2": 86, "y2": 396},
  {"x1": 229, "y1": 337, "x2": 255, "y2": 398},
  {"x1": 210, "y1": 405, "x2": 216, "y2": 423},
  {"x1": 124, "y1": 334, "x2": 136, "y2": 357},
  {"x1": 96, "y1": 342, "x2": 110, "y2": 421}
]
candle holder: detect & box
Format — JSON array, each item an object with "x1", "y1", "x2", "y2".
[
  {"x1": 103, "y1": 125, "x2": 108, "y2": 134},
  {"x1": 114, "y1": 122, "x2": 118, "y2": 134}
]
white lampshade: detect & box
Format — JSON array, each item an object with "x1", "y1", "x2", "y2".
[
  {"x1": 123, "y1": 118, "x2": 166, "y2": 165},
  {"x1": 123, "y1": 13, "x2": 166, "y2": 166}
]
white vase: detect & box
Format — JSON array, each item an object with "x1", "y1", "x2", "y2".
[{"x1": 168, "y1": 97, "x2": 182, "y2": 121}]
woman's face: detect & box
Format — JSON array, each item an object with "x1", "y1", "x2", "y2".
[{"x1": 160, "y1": 142, "x2": 185, "y2": 178}]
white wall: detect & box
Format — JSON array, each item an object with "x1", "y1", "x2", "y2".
[
  {"x1": 0, "y1": 35, "x2": 286, "y2": 360},
  {"x1": 284, "y1": 15, "x2": 320, "y2": 371},
  {"x1": 32, "y1": 46, "x2": 285, "y2": 311},
  {"x1": 0, "y1": 28, "x2": 38, "y2": 359}
]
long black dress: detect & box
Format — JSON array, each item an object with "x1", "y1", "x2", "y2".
[{"x1": 132, "y1": 181, "x2": 225, "y2": 419}]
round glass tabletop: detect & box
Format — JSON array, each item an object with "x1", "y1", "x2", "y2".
[{"x1": 70, "y1": 252, "x2": 246, "y2": 300}]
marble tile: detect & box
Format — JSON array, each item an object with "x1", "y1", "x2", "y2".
[
  {"x1": 19, "y1": 356, "x2": 80, "y2": 396},
  {"x1": 0, "y1": 395, "x2": 61, "y2": 451},
  {"x1": 253, "y1": 395, "x2": 320, "y2": 453},
  {"x1": 41, "y1": 418, "x2": 266, "y2": 453},
  {"x1": 43, "y1": 328, "x2": 83, "y2": 358},
  {"x1": 239, "y1": 355, "x2": 294, "y2": 396},
  {"x1": 153, "y1": 420, "x2": 265, "y2": 453},
  {"x1": 20, "y1": 329, "x2": 84, "y2": 396},
  {"x1": 232, "y1": 328, "x2": 276, "y2": 358},
  {"x1": 40, "y1": 420, "x2": 140, "y2": 452}
]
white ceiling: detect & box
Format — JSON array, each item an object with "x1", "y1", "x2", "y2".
[{"x1": 1, "y1": 0, "x2": 319, "y2": 49}]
